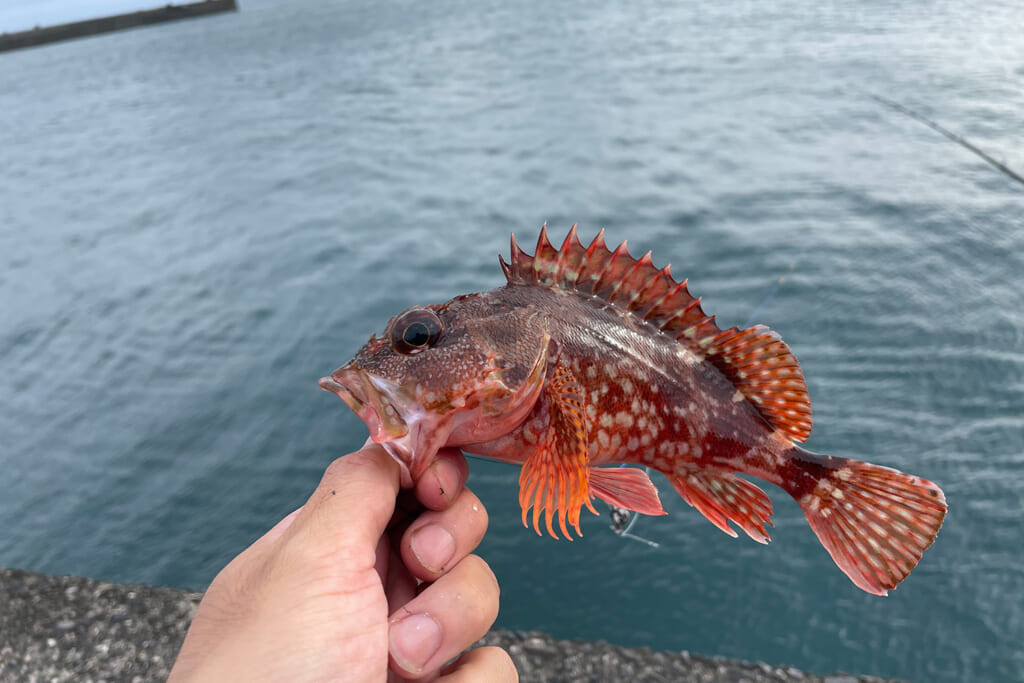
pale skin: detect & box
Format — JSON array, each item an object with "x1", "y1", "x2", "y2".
[{"x1": 169, "y1": 442, "x2": 518, "y2": 682}]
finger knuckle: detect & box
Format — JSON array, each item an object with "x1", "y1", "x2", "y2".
[
  {"x1": 485, "y1": 646, "x2": 519, "y2": 682},
  {"x1": 459, "y1": 554, "x2": 500, "y2": 620}
]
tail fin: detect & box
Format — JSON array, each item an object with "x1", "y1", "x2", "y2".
[{"x1": 786, "y1": 451, "x2": 947, "y2": 595}]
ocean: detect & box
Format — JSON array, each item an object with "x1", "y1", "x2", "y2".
[{"x1": 1, "y1": 0, "x2": 1022, "y2": 680}]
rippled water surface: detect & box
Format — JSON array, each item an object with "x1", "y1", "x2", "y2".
[{"x1": 2, "y1": 1, "x2": 1022, "y2": 680}]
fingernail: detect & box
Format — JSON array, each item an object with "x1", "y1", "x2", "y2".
[
  {"x1": 410, "y1": 524, "x2": 456, "y2": 573},
  {"x1": 390, "y1": 613, "x2": 442, "y2": 674}
]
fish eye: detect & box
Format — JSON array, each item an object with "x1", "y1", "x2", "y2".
[{"x1": 390, "y1": 308, "x2": 443, "y2": 355}]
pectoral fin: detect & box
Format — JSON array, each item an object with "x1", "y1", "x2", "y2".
[{"x1": 518, "y1": 362, "x2": 598, "y2": 539}]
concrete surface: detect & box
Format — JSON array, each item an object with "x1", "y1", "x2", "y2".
[{"x1": 0, "y1": 567, "x2": 902, "y2": 682}]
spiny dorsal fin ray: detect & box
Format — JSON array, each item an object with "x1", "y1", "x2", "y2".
[{"x1": 502, "y1": 225, "x2": 813, "y2": 441}]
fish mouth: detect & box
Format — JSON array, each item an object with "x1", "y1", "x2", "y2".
[
  {"x1": 319, "y1": 367, "x2": 443, "y2": 482},
  {"x1": 319, "y1": 367, "x2": 410, "y2": 441}
]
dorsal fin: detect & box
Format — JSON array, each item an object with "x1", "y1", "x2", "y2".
[{"x1": 499, "y1": 225, "x2": 813, "y2": 442}]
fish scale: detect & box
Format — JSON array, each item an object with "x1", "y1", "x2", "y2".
[{"x1": 320, "y1": 225, "x2": 947, "y2": 595}]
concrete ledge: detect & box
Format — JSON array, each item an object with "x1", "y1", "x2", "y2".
[{"x1": 0, "y1": 567, "x2": 901, "y2": 682}]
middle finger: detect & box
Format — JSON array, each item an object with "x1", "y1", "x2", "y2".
[{"x1": 400, "y1": 487, "x2": 488, "y2": 582}]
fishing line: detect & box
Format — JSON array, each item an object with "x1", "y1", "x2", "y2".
[
  {"x1": 857, "y1": 88, "x2": 1024, "y2": 189},
  {"x1": 743, "y1": 263, "x2": 797, "y2": 329},
  {"x1": 610, "y1": 493, "x2": 661, "y2": 548}
]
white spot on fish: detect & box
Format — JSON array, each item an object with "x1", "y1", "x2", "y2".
[{"x1": 731, "y1": 390, "x2": 745, "y2": 403}]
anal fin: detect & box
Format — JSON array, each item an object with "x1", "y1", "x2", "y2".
[{"x1": 668, "y1": 465, "x2": 774, "y2": 543}]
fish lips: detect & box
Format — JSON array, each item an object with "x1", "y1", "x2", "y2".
[
  {"x1": 319, "y1": 367, "x2": 442, "y2": 482},
  {"x1": 319, "y1": 367, "x2": 410, "y2": 440}
]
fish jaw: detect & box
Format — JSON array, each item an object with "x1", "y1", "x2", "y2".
[
  {"x1": 319, "y1": 367, "x2": 409, "y2": 442},
  {"x1": 319, "y1": 366, "x2": 452, "y2": 483},
  {"x1": 318, "y1": 355, "x2": 547, "y2": 483}
]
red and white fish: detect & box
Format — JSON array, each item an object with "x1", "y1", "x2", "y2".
[{"x1": 320, "y1": 226, "x2": 946, "y2": 595}]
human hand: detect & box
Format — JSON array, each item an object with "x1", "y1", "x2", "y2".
[{"x1": 169, "y1": 441, "x2": 517, "y2": 682}]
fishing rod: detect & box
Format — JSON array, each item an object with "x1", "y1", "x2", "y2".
[{"x1": 858, "y1": 88, "x2": 1024, "y2": 188}]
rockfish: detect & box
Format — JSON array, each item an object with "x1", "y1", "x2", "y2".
[{"x1": 319, "y1": 226, "x2": 946, "y2": 595}]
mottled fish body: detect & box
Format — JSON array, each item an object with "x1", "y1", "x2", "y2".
[{"x1": 320, "y1": 226, "x2": 946, "y2": 595}]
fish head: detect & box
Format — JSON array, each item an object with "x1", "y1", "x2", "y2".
[{"x1": 319, "y1": 293, "x2": 549, "y2": 483}]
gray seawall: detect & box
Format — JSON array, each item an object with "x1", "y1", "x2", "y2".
[
  {"x1": 0, "y1": 0, "x2": 237, "y2": 53},
  {"x1": 0, "y1": 567, "x2": 901, "y2": 682}
]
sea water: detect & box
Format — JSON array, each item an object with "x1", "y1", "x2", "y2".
[{"x1": 1, "y1": 1, "x2": 1022, "y2": 680}]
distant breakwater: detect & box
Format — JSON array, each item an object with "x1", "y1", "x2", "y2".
[{"x1": 0, "y1": 0, "x2": 237, "y2": 53}]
